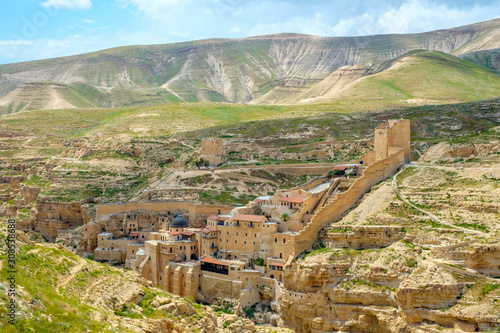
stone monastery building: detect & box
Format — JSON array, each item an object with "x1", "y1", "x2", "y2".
[{"x1": 93, "y1": 119, "x2": 411, "y2": 306}]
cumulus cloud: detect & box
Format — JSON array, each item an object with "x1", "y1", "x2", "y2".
[
  {"x1": 41, "y1": 0, "x2": 92, "y2": 10},
  {"x1": 247, "y1": 0, "x2": 500, "y2": 37}
]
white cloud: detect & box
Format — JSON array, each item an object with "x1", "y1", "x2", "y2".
[
  {"x1": 82, "y1": 19, "x2": 95, "y2": 24},
  {"x1": 0, "y1": 40, "x2": 34, "y2": 46},
  {"x1": 41, "y1": 0, "x2": 92, "y2": 10},
  {"x1": 331, "y1": 0, "x2": 500, "y2": 36},
  {"x1": 244, "y1": 0, "x2": 500, "y2": 38}
]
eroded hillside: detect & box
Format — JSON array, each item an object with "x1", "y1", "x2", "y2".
[{"x1": 1, "y1": 19, "x2": 500, "y2": 112}]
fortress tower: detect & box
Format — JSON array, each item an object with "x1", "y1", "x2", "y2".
[
  {"x1": 360, "y1": 119, "x2": 411, "y2": 166},
  {"x1": 201, "y1": 138, "x2": 225, "y2": 167},
  {"x1": 374, "y1": 119, "x2": 411, "y2": 164}
]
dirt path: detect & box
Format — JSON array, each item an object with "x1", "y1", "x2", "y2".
[
  {"x1": 392, "y1": 166, "x2": 487, "y2": 237},
  {"x1": 56, "y1": 258, "x2": 86, "y2": 294}
]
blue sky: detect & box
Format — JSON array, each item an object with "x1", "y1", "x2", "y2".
[{"x1": 1, "y1": 0, "x2": 499, "y2": 64}]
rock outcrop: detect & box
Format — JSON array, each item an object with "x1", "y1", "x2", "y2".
[
  {"x1": 20, "y1": 186, "x2": 41, "y2": 204},
  {"x1": 420, "y1": 142, "x2": 500, "y2": 162},
  {"x1": 34, "y1": 199, "x2": 84, "y2": 241}
]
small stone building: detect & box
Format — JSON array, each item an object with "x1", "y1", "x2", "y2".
[{"x1": 201, "y1": 138, "x2": 225, "y2": 167}]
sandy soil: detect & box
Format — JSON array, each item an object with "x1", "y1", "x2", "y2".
[{"x1": 340, "y1": 183, "x2": 395, "y2": 224}]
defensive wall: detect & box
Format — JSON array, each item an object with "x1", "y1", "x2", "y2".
[
  {"x1": 289, "y1": 148, "x2": 405, "y2": 257},
  {"x1": 96, "y1": 201, "x2": 232, "y2": 225},
  {"x1": 239, "y1": 163, "x2": 336, "y2": 176}
]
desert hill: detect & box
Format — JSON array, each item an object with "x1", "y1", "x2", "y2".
[{"x1": 0, "y1": 19, "x2": 500, "y2": 113}]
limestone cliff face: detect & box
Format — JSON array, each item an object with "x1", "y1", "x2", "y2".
[
  {"x1": 323, "y1": 226, "x2": 405, "y2": 249},
  {"x1": 419, "y1": 141, "x2": 500, "y2": 162},
  {"x1": 278, "y1": 252, "x2": 500, "y2": 332},
  {"x1": 464, "y1": 244, "x2": 500, "y2": 276},
  {"x1": 34, "y1": 198, "x2": 84, "y2": 241}
]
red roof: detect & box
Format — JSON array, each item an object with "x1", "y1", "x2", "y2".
[
  {"x1": 200, "y1": 226, "x2": 218, "y2": 234},
  {"x1": 232, "y1": 214, "x2": 267, "y2": 222},
  {"x1": 207, "y1": 215, "x2": 219, "y2": 220},
  {"x1": 170, "y1": 231, "x2": 180, "y2": 235},
  {"x1": 254, "y1": 198, "x2": 266, "y2": 203},
  {"x1": 333, "y1": 166, "x2": 347, "y2": 171},
  {"x1": 201, "y1": 255, "x2": 230, "y2": 266},
  {"x1": 129, "y1": 233, "x2": 139, "y2": 237},
  {"x1": 182, "y1": 231, "x2": 195, "y2": 236},
  {"x1": 217, "y1": 216, "x2": 229, "y2": 221},
  {"x1": 270, "y1": 262, "x2": 283, "y2": 267},
  {"x1": 280, "y1": 197, "x2": 305, "y2": 203}
]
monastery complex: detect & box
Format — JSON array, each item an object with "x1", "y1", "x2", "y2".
[{"x1": 90, "y1": 119, "x2": 411, "y2": 306}]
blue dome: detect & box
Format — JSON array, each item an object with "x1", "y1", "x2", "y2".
[{"x1": 170, "y1": 214, "x2": 190, "y2": 228}]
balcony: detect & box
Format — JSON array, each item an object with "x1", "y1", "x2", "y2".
[{"x1": 201, "y1": 235, "x2": 217, "y2": 239}]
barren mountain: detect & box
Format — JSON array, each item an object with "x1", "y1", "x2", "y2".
[{"x1": 1, "y1": 19, "x2": 500, "y2": 113}]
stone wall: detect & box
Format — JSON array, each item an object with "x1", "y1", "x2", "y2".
[
  {"x1": 290, "y1": 148, "x2": 405, "y2": 257},
  {"x1": 96, "y1": 201, "x2": 231, "y2": 225},
  {"x1": 241, "y1": 164, "x2": 334, "y2": 176},
  {"x1": 199, "y1": 271, "x2": 243, "y2": 300}
]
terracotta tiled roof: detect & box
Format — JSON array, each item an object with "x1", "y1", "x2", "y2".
[
  {"x1": 170, "y1": 231, "x2": 180, "y2": 235},
  {"x1": 207, "y1": 215, "x2": 219, "y2": 220},
  {"x1": 254, "y1": 198, "x2": 266, "y2": 203},
  {"x1": 201, "y1": 255, "x2": 230, "y2": 266},
  {"x1": 270, "y1": 262, "x2": 283, "y2": 267},
  {"x1": 200, "y1": 226, "x2": 218, "y2": 233},
  {"x1": 129, "y1": 232, "x2": 139, "y2": 237},
  {"x1": 182, "y1": 231, "x2": 195, "y2": 236},
  {"x1": 333, "y1": 166, "x2": 347, "y2": 171},
  {"x1": 232, "y1": 214, "x2": 267, "y2": 222},
  {"x1": 217, "y1": 216, "x2": 229, "y2": 221},
  {"x1": 280, "y1": 197, "x2": 305, "y2": 203}
]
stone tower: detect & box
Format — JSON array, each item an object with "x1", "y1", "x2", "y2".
[
  {"x1": 201, "y1": 138, "x2": 225, "y2": 167},
  {"x1": 374, "y1": 119, "x2": 411, "y2": 164}
]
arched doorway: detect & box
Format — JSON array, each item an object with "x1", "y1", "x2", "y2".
[{"x1": 191, "y1": 253, "x2": 197, "y2": 260}]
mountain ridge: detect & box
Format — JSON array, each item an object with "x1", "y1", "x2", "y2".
[{"x1": 0, "y1": 18, "x2": 500, "y2": 113}]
